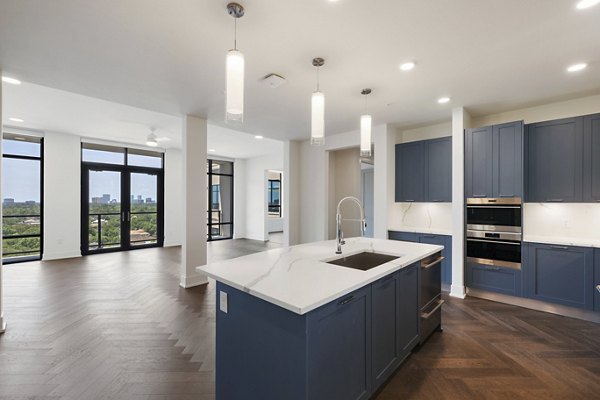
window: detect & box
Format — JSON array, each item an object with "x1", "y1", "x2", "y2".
[
  {"x1": 268, "y1": 175, "x2": 282, "y2": 218},
  {"x1": 207, "y1": 160, "x2": 234, "y2": 241},
  {"x1": 2, "y1": 133, "x2": 43, "y2": 263}
]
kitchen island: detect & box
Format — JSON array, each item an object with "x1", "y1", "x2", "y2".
[{"x1": 197, "y1": 237, "x2": 444, "y2": 400}]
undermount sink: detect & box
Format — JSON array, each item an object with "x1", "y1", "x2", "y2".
[{"x1": 326, "y1": 251, "x2": 400, "y2": 271}]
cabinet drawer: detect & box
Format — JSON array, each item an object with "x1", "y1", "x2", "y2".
[
  {"x1": 466, "y1": 262, "x2": 523, "y2": 297},
  {"x1": 388, "y1": 231, "x2": 419, "y2": 242}
]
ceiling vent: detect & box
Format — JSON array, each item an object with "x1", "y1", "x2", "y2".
[{"x1": 261, "y1": 73, "x2": 286, "y2": 88}]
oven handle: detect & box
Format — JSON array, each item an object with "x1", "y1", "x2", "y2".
[
  {"x1": 421, "y1": 256, "x2": 445, "y2": 270},
  {"x1": 466, "y1": 238, "x2": 521, "y2": 246},
  {"x1": 421, "y1": 299, "x2": 445, "y2": 319},
  {"x1": 466, "y1": 205, "x2": 521, "y2": 209}
]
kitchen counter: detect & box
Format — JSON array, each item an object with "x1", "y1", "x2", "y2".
[
  {"x1": 197, "y1": 237, "x2": 442, "y2": 314},
  {"x1": 523, "y1": 235, "x2": 600, "y2": 248}
]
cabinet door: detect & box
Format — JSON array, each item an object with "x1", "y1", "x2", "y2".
[
  {"x1": 584, "y1": 113, "x2": 600, "y2": 202},
  {"x1": 466, "y1": 126, "x2": 494, "y2": 198},
  {"x1": 594, "y1": 250, "x2": 600, "y2": 311},
  {"x1": 466, "y1": 262, "x2": 522, "y2": 296},
  {"x1": 526, "y1": 117, "x2": 584, "y2": 202},
  {"x1": 398, "y1": 263, "x2": 419, "y2": 360},
  {"x1": 425, "y1": 137, "x2": 452, "y2": 202},
  {"x1": 388, "y1": 231, "x2": 419, "y2": 243},
  {"x1": 526, "y1": 244, "x2": 594, "y2": 310},
  {"x1": 395, "y1": 142, "x2": 425, "y2": 202},
  {"x1": 493, "y1": 121, "x2": 523, "y2": 198},
  {"x1": 418, "y1": 234, "x2": 451, "y2": 285},
  {"x1": 371, "y1": 273, "x2": 400, "y2": 391},
  {"x1": 307, "y1": 286, "x2": 371, "y2": 400}
]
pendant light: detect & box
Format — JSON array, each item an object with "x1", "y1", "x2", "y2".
[
  {"x1": 360, "y1": 89, "x2": 372, "y2": 157},
  {"x1": 311, "y1": 58, "x2": 325, "y2": 146},
  {"x1": 225, "y1": 3, "x2": 245, "y2": 123}
]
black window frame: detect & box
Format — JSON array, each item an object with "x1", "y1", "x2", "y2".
[
  {"x1": 80, "y1": 143, "x2": 165, "y2": 255},
  {"x1": 267, "y1": 177, "x2": 282, "y2": 218},
  {"x1": 2, "y1": 134, "x2": 44, "y2": 264},
  {"x1": 207, "y1": 159, "x2": 234, "y2": 241}
]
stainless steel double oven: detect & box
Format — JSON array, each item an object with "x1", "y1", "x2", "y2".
[{"x1": 466, "y1": 198, "x2": 522, "y2": 270}]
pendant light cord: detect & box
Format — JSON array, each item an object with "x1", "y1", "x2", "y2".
[
  {"x1": 316, "y1": 67, "x2": 320, "y2": 91},
  {"x1": 234, "y1": 18, "x2": 237, "y2": 50}
]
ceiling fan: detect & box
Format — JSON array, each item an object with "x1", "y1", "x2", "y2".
[{"x1": 145, "y1": 127, "x2": 171, "y2": 147}]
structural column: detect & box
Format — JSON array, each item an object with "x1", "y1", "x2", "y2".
[
  {"x1": 373, "y1": 124, "x2": 393, "y2": 239},
  {"x1": 0, "y1": 68, "x2": 5, "y2": 333},
  {"x1": 180, "y1": 115, "x2": 208, "y2": 288},
  {"x1": 283, "y1": 140, "x2": 300, "y2": 246},
  {"x1": 450, "y1": 107, "x2": 471, "y2": 299}
]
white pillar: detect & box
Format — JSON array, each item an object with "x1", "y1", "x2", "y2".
[
  {"x1": 180, "y1": 115, "x2": 208, "y2": 288},
  {"x1": 0, "y1": 68, "x2": 5, "y2": 333},
  {"x1": 373, "y1": 124, "x2": 393, "y2": 239},
  {"x1": 450, "y1": 107, "x2": 471, "y2": 299},
  {"x1": 283, "y1": 140, "x2": 300, "y2": 246}
]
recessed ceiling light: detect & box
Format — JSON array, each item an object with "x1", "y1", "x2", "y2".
[
  {"x1": 254, "y1": 135, "x2": 264, "y2": 139},
  {"x1": 576, "y1": 0, "x2": 600, "y2": 9},
  {"x1": 437, "y1": 97, "x2": 451, "y2": 104},
  {"x1": 2, "y1": 76, "x2": 21, "y2": 85},
  {"x1": 208, "y1": 149, "x2": 216, "y2": 152},
  {"x1": 399, "y1": 62, "x2": 415, "y2": 71},
  {"x1": 9, "y1": 117, "x2": 24, "y2": 122},
  {"x1": 567, "y1": 63, "x2": 587, "y2": 72}
]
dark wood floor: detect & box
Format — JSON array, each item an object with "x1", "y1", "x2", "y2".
[{"x1": 1, "y1": 241, "x2": 599, "y2": 400}]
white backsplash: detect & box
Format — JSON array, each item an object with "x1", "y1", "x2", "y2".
[
  {"x1": 523, "y1": 203, "x2": 600, "y2": 241},
  {"x1": 388, "y1": 203, "x2": 453, "y2": 234}
]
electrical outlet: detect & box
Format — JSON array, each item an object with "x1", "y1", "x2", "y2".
[{"x1": 219, "y1": 291, "x2": 228, "y2": 313}]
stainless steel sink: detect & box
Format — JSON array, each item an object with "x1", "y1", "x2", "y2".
[{"x1": 326, "y1": 252, "x2": 399, "y2": 271}]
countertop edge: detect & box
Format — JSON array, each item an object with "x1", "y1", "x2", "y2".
[{"x1": 523, "y1": 235, "x2": 600, "y2": 249}]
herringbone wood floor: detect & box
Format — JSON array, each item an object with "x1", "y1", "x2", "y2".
[{"x1": 0, "y1": 241, "x2": 599, "y2": 400}]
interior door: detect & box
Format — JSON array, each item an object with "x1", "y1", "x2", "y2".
[{"x1": 84, "y1": 168, "x2": 123, "y2": 253}]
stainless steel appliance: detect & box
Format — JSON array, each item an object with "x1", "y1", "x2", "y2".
[
  {"x1": 420, "y1": 251, "x2": 444, "y2": 344},
  {"x1": 466, "y1": 197, "x2": 522, "y2": 269}
]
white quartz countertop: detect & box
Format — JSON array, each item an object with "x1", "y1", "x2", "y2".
[
  {"x1": 196, "y1": 237, "x2": 443, "y2": 315},
  {"x1": 523, "y1": 235, "x2": 600, "y2": 249}
]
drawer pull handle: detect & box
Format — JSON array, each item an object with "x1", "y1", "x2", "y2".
[
  {"x1": 421, "y1": 300, "x2": 445, "y2": 319},
  {"x1": 485, "y1": 266, "x2": 501, "y2": 271},
  {"x1": 421, "y1": 256, "x2": 445, "y2": 270},
  {"x1": 550, "y1": 245, "x2": 569, "y2": 250},
  {"x1": 422, "y1": 235, "x2": 436, "y2": 238},
  {"x1": 546, "y1": 199, "x2": 564, "y2": 202},
  {"x1": 338, "y1": 296, "x2": 354, "y2": 306}
]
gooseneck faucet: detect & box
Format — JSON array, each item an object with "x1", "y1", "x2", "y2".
[{"x1": 336, "y1": 196, "x2": 367, "y2": 254}]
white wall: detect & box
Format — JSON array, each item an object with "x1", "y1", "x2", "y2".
[
  {"x1": 284, "y1": 140, "x2": 301, "y2": 246},
  {"x1": 398, "y1": 121, "x2": 452, "y2": 143},
  {"x1": 233, "y1": 159, "x2": 246, "y2": 239},
  {"x1": 43, "y1": 131, "x2": 81, "y2": 260},
  {"x1": 164, "y1": 148, "x2": 182, "y2": 246}
]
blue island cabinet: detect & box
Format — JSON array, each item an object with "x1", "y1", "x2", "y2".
[
  {"x1": 595, "y1": 249, "x2": 600, "y2": 311},
  {"x1": 215, "y1": 264, "x2": 422, "y2": 400}
]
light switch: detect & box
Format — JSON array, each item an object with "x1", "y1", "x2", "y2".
[{"x1": 219, "y1": 291, "x2": 228, "y2": 313}]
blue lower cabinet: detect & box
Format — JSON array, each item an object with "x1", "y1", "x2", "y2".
[
  {"x1": 466, "y1": 262, "x2": 523, "y2": 296},
  {"x1": 595, "y1": 249, "x2": 600, "y2": 311},
  {"x1": 307, "y1": 286, "x2": 372, "y2": 400},
  {"x1": 397, "y1": 263, "x2": 420, "y2": 359},
  {"x1": 388, "y1": 230, "x2": 419, "y2": 242},
  {"x1": 525, "y1": 243, "x2": 594, "y2": 310},
  {"x1": 418, "y1": 234, "x2": 452, "y2": 285},
  {"x1": 371, "y1": 273, "x2": 401, "y2": 391}
]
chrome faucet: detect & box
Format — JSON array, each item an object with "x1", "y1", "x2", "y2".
[{"x1": 335, "y1": 196, "x2": 367, "y2": 254}]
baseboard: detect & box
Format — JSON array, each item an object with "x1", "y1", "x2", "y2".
[
  {"x1": 42, "y1": 251, "x2": 82, "y2": 261},
  {"x1": 0, "y1": 316, "x2": 5, "y2": 334},
  {"x1": 449, "y1": 284, "x2": 466, "y2": 299},
  {"x1": 467, "y1": 288, "x2": 600, "y2": 324},
  {"x1": 163, "y1": 241, "x2": 182, "y2": 248},
  {"x1": 179, "y1": 274, "x2": 209, "y2": 288}
]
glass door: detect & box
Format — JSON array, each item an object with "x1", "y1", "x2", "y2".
[
  {"x1": 129, "y1": 172, "x2": 159, "y2": 248},
  {"x1": 85, "y1": 169, "x2": 123, "y2": 252}
]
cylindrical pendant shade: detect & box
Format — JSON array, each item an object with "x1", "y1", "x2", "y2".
[
  {"x1": 311, "y1": 91, "x2": 325, "y2": 145},
  {"x1": 360, "y1": 114, "x2": 372, "y2": 157},
  {"x1": 226, "y1": 49, "x2": 244, "y2": 122}
]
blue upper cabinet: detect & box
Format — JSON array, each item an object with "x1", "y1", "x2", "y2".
[
  {"x1": 466, "y1": 121, "x2": 524, "y2": 199},
  {"x1": 395, "y1": 141, "x2": 425, "y2": 202},
  {"x1": 425, "y1": 137, "x2": 452, "y2": 202},
  {"x1": 466, "y1": 126, "x2": 494, "y2": 198},
  {"x1": 583, "y1": 113, "x2": 600, "y2": 203},
  {"x1": 493, "y1": 121, "x2": 524, "y2": 198},
  {"x1": 395, "y1": 137, "x2": 451, "y2": 202},
  {"x1": 525, "y1": 243, "x2": 594, "y2": 310},
  {"x1": 526, "y1": 117, "x2": 584, "y2": 202}
]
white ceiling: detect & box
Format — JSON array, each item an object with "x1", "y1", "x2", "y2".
[
  {"x1": 2, "y1": 81, "x2": 283, "y2": 159},
  {"x1": 1, "y1": 0, "x2": 599, "y2": 141}
]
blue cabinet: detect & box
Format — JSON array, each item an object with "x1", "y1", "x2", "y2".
[
  {"x1": 525, "y1": 243, "x2": 594, "y2": 310},
  {"x1": 466, "y1": 261, "x2": 523, "y2": 296},
  {"x1": 395, "y1": 137, "x2": 452, "y2": 202},
  {"x1": 466, "y1": 126, "x2": 494, "y2": 198},
  {"x1": 388, "y1": 231, "x2": 419, "y2": 242},
  {"x1": 307, "y1": 286, "x2": 372, "y2": 400},
  {"x1": 425, "y1": 137, "x2": 452, "y2": 202},
  {"x1": 395, "y1": 141, "x2": 425, "y2": 202},
  {"x1": 584, "y1": 113, "x2": 600, "y2": 202},
  {"x1": 526, "y1": 117, "x2": 584, "y2": 202},
  {"x1": 397, "y1": 263, "x2": 420, "y2": 358},
  {"x1": 595, "y1": 250, "x2": 600, "y2": 311},
  {"x1": 466, "y1": 121, "x2": 524, "y2": 199}
]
